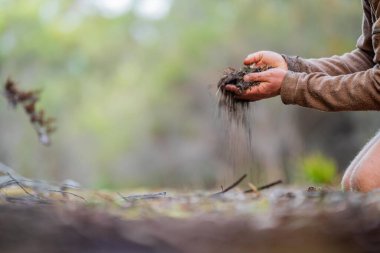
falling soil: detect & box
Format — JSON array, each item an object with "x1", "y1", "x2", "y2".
[
  {"x1": 216, "y1": 65, "x2": 270, "y2": 182},
  {"x1": 217, "y1": 65, "x2": 270, "y2": 125}
]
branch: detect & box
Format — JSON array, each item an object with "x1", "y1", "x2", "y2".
[
  {"x1": 6, "y1": 172, "x2": 37, "y2": 199},
  {"x1": 211, "y1": 174, "x2": 247, "y2": 196},
  {"x1": 118, "y1": 192, "x2": 167, "y2": 201},
  {"x1": 48, "y1": 190, "x2": 86, "y2": 201},
  {"x1": 244, "y1": 180, "x2": 283, "y2": 193},
  {"x1": 4, "y1": 78, "x2": 56, "y2": 146}
]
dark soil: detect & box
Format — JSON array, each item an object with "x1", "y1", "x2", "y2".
[
  {"x1": 216, "y1": 65, "x2": 270, "y2": 127},
  {"x1": 217, "y1": 65, "x2": 270, "y2": 91}
]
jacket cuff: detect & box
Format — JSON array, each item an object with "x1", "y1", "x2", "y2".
[
  {"x1": 280, "y1": 71, "x2": 299, "y2": 105},
  {"x1": 282, "y1": 55, "x2": 304, "y2": 72}
]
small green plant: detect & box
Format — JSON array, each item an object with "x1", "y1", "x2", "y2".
[{"x1": 299, "y1": 153, "x2": 338, "y2": 185}]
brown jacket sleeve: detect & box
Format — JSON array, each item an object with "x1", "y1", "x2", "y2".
[{"x1": 280, "y1": 0, "x2": 380, "y2": 111}]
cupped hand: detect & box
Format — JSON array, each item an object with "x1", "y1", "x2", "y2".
[
  {"x1": 244, "y1": 51, "x2": 288, "y2": 70},
  {"x1": 224, "y1": 68, "x2": 287, "y2": 102}
]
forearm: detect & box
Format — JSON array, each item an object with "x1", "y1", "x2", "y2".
[
  {"x1": 283, "y1": 48, "x2": 374, "y2": 75},
  {"x1": 281, "y1": 66, "x2": 380, "y2": 111}
]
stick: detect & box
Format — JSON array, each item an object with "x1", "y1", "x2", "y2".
[
  {"x1": 0, "y1": 180, "x2": 17, "y2": 189},
  {"x1": 5, "y1": 196, "x2": 51, "y2": 205},
  {"x1": 212, "y1": 174, "x2": 247, "y2": 196},
  {"x1": 118, "y1": 192, "x2": 167, "y2": 201},
  {"x1": 48, "y1": 190, "x2": 86, "y2": 201},
  {"x1": 244, "y1": 180, "x2": 283, "y2": 193},
  {"x1": 6, "y1": 172, "x2": 36, "y2": 198},
  {"x1": 247, "y1": 182, "x2": 258, "y2": 193}
]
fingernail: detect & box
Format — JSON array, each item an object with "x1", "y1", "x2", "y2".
[{"x1": 243, "y1": 75, "x2": 250, "y2": 82}]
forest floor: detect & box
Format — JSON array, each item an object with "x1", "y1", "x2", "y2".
[
  {"x1": 5, "y1": 59, "x2": 378, "y2": 252},
  {"x1": 0, "y1": 177, "x2": 380, "y2": 253}
]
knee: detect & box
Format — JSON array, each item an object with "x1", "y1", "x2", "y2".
[
  {"x1": 341, "y1": 174, "x2": 351, "y2": 192},
  {"x1": 341, "y1": 130, "x2": 380, "y2": 192},
  {"x1": 350, "y1": 166, "x2": 380, "y2": 193}
]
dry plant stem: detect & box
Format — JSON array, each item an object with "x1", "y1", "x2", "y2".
[
  {"x1": 4, "y1": 78, "x2": 56, "y2": 145},
  {"x1": 48, "y1": 190, "x2": 86, "y2": 201},
  {"x1": 0, "y1": 180, "x2": 18, "y2": 189},
  {"x1": 6, "y1": 172, "x2": 37, "y2": 199},
  {"x1": 211, "y1": 174, "x2": 247, "y2": 196},
  {"x1": 244, "y1": 180, "x2": 283, "y2": 193},
  {"x1": 119, "y1": 192, "x2": 167, "y2": 202},
  {"x1": 0, "y1": 162, "x2": 85, "y2": 202},
  {"x1": 247, "y1": 182, "x2": 259, "y2": 194}
]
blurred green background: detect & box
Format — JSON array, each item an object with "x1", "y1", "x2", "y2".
[{"x1": 1, "y1": 0, "x2": 379, "y2": 189}]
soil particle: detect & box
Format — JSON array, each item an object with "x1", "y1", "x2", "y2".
[
  {"x1": 215, "y1": 65, "x2": 271, "y2": 181},
  {"x1": 217, "y1": 65, "x2": 270, "y2": 91},
  {"x1": 216, "y1": 65, "x2": 270, "y2": 127}
]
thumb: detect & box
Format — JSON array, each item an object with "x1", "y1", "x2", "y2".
[{"x1": 244, "y1": 52, "x2": 264, "y2": 66}]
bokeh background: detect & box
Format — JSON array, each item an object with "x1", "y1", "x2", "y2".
[{"x1": 1, "y1": 0, "x2": 379, "y2": 189}]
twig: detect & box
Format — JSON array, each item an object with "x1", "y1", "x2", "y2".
[
  {"x1": 6, "y1": 172, "x2": 37, "y2": 198},
  {"x1": 0, "y1": 179, "x2": 17, "y2": 189},
  {"x1": 48, "y1": 190, "x2": 86, "y2": 201},
  {"x1": 211, "y1": 174, "x2": 247, "y2": 196},
  {"x1": 4, "y1": 79, "x2": 56, "y2": 146},
  {"x1": 247, "y1": 182, "x2": 258, "y2": 194},
  {"x1": 118, "y1": 192, "x2": 167, "y2": 202},
  {"x1": 5, "y1": 196, "x2": 51, "y2": 205},
  {"x1": 244, "y1": 179, "x2": 283, "y2": 193}
]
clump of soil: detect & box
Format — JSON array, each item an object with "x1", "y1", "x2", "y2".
[
  {"x1": 216, "y1": 65, "x2": 270, "y2": 128},
  {"x1": 217, "y1": 65, "x2": 270, "y2": 92}
]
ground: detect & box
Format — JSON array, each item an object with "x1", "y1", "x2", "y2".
[{"x1": 0, "y1": 183, "x2": 380, "y2": 253}]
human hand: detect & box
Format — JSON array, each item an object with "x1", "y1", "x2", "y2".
[
  {"x1": 224, "y1": 68, "x2": 287, "y2": 101},
  {"x1": 224, "y1": 51, "x2": 288, "y2": 101},
  {"x1": 244, "y1": 51, "x2": 288, "y2": 70}
]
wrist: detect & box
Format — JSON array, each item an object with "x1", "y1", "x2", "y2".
[
  {"x1": 280, "y1": 71, "x2": 299, "y2": 105},
  {"x1": 281, "y1": 55, "x2": 303, "y2": 72}
]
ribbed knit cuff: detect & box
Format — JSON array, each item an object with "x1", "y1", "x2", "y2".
[
  {"x1": 280, "y1": 71, "x2": 299, "y2": 105},
  {"x1": 282, "y1": 55, "x2": 304, "y2": 72}
]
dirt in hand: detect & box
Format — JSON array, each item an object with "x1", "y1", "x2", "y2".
[
  {"x1": 216, "y1": 65, "x2": 270, "y2": 128},
  {"x1": 217, "y1": 65, "x2": 270, "y2": 91}
]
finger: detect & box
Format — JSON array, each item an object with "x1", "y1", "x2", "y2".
[
  {"x1": 244, "y1": 52, "x2": 263, "y2": 66},
  {"x1": 243, "y1": 72, "x2": 269, "y2": 82},
  {"x1": 234, "y1": 83, "x2": 270, "y2": 100},
  {"x1": 224, "y1": 84, "x2": 238, "y2": 92},
  {"x1": 224, "y1": 85, "x2": 242, "y2": 94},
  {"x1": 234, "y1": 92, "x2": 261, "y2": 101}
]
